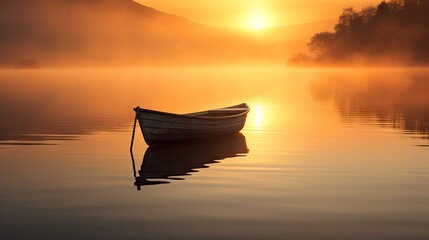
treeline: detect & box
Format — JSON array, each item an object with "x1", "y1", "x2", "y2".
[{"x1": 289, "y1": 0, "x2": 429, "y2": 66}]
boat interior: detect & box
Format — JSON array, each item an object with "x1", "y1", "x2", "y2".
[{"x1": 187, "y1": 107, "x2": 248, "y2": 117}]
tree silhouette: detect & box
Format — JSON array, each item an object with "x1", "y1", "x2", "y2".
[
  {"x1": 305, "y1": 0, "x2": 429, "y2": 65},
  {"x1": 307, "y1": 32, "x2": 335, "y2": 54}
]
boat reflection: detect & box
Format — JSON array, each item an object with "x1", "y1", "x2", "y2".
[{"x1": 131, "y1": 133, "x2": 249, "y2": 190}]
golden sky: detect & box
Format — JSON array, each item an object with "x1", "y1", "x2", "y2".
[{"x1": 136, "y1": 0, "x2": 380, "y2": 29}]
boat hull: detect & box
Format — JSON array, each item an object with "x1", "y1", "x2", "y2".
[{"x1": 135, "y1": 103, "x2": 249, "y2": 146}]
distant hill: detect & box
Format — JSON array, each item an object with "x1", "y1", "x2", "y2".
[{"x1": 0, "y1": 0, "x2": 333, "y2": 67}]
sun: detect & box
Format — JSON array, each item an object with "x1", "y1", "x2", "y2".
[
  {"x1": 249, "y1": 16, "x2": 267, "y2": 30},
  {"x1": 246, "y1": 9, "x2": 270, "y2": 30}
]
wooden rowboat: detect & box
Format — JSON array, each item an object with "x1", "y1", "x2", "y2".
[{"x1": 130, "y1": 103, "x2": 249, "y2": 146}]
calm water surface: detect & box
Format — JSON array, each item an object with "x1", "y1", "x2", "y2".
[{"x1": 1, "y1": 67, "x2": 428, "y2": 239}]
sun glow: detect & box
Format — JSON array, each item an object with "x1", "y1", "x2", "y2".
[{"x1": 246, "y1": 9, "x2": 270, "y2": 30}]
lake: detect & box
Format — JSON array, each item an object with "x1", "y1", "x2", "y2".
[{"x1": 1, "y1": 67, "x2": 428, "y2": 240}]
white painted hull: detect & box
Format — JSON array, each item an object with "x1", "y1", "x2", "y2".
[{"x1": 134, "y1": 103, "x2": 249, "y2": 146}]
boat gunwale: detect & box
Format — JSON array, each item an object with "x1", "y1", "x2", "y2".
[{"x1": 135, "y1": 103, "x2": 250, "y2": 121}]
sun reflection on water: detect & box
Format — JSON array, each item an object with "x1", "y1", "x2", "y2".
[
  {"x1": 246, "y1": 103, "x2": 265, "y2": 133},
  {"x1": 254, "y1": 105, "x2": 263, "y2": 129}
]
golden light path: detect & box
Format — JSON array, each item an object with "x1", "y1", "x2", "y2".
[
  {"x1": 245, "y1": 102, "x2": 266, "y2": 133},
  {"x1": 253, "y1": 104, "x2": 263, "y2": 128}
]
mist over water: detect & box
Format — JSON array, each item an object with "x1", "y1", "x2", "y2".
[
  {"x1": 0, "y1": 0, "x2": 303, "y2": 68},
  {"x1": 1, "y1": 67, "x2": 428, "y2": 239},
  {"x1": 3, "y1": 0, "x2": 428, "y2": 69}
]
